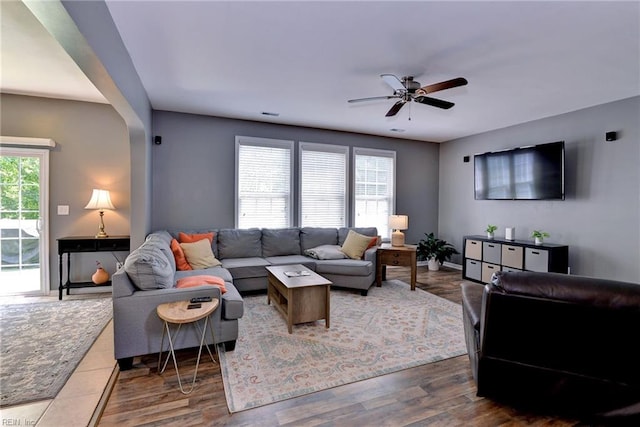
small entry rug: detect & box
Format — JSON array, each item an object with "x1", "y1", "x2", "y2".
[
  {"x1": 0, "y1": 297, "x2": 112, "y2": 407},
  {"x1": 218, "y1": 280, "x2": 467, "y2": 413}
]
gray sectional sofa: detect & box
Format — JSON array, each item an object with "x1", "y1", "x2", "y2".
[{"x1": 112, "y1": 226, "x2": 378, "y2": 370}]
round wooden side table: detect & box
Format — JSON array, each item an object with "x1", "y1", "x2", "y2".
[{"x1": 156, "y1": 299, "x2": 219, "y2": 394}]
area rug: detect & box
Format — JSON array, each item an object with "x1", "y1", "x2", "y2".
[
  {"x1": 0, "y1": 297, "x2": 112, "y2": 407},
  {"x1": 218, "y1": 280, "x2": 467, "y2": 413}
]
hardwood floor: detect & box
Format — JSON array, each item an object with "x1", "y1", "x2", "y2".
[{"x1": 99, "y1": 266, "x2": 579, "y2": 426}]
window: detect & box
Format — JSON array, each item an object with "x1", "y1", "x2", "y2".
[
  {"x1": 299, "y1": 142, "x2": 348, "y2": 227},
  {"x1": 235, "y1": 136, "x2": 293, "y2": 228},
  {"x1": 354, "y1": 148, "x2": 396, "y2": 239}
]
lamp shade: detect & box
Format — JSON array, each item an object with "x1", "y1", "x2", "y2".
[
  {"x1": 389, "y1": 215, "x2": 408, "y2": 230},
  {"x1": 84, "y1": 189, "x2": 115, "y2": 210}
]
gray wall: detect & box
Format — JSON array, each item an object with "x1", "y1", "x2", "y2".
[
  {"x1": 151, "y1": 111, "x2": 440, "y2": 245},
  {"x1": 59, "y1": 0, "x2": 154, "y2": 247},
  {"x1": 439, "y1": 96, "x2": 640, "y2": 282},
  {"x1": 1, "y1": 94, "x2": 131, "y2": 291}
]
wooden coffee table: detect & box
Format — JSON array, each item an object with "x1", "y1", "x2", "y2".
[{"x1": 266, "y1": 264, "x2": 332, "y2": 333}]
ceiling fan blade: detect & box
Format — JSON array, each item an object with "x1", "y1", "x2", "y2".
[
  {"x1": 414, "y1": 96, "x2": 454, "y2": 110},
  {"x1": 348, "y1": 95, "x2": 398, "y2": 103},
  {"x1": 385, "y1": 100, "x2": 406, "y2": 117},
  {"x1": 380, "y1": 74, "x2": 405, "y2": 93},
  {"x1": 417, "y1": 77, "x2": 468, "y2": 95}
]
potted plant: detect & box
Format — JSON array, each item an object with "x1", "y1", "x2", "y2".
[
  {"x1": 531, "y1": 230, "x2": 550, "y2": 245},
  {"x1": 417, "y1": 232, "x2": 460, "y2": 271},
  {"x1": 486, "y1": 224, "x2": 497, "y2": 239}
]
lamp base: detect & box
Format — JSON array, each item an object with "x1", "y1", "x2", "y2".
[
  {"x1": 391, "y1": 230, "x2": 405, "y2": 247},
  {"x1": 95, "y1": 210, "x2": 108, "y2": 238}
]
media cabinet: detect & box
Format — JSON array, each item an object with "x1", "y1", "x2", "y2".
[{"x1": 462, "y1": 235, "x2": 569, "y2": 284}]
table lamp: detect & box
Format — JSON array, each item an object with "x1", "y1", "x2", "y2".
[
  {"x1": 389, "y1": 215, "x2": 408, "y2": 247},
  {"x1": 84, "y1": 189, "x2": 115, "y2": 238}
]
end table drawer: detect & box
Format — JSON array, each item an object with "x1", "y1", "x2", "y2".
[
  {"x1": 97, "y1": 238, "x2": 130, "y2": 251},
  {"x1": 379, "y1": 250, "x2": 412, "y2": 265},
  {"x1": 59, "y1": 239, "x2": 96, "y2": 252}
]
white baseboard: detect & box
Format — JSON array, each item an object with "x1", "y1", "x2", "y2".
[
  {"x1": 416, "y1": 260, "x2": 462, "y2": 270},
  {"x1": 443, "y1": 261, "x2": 462, "y2": 270}
]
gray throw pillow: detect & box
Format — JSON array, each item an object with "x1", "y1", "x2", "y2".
[
  {"x1": 304, "y1": 245, "x2": 348, "y2": 260},
  {"x1": 124, "y1": 245, "x2": 174, "y2": 290}
]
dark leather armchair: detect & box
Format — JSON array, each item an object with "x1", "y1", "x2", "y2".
[{"x1": 461, "y1": 271, "x2": 640, "y2": 421}]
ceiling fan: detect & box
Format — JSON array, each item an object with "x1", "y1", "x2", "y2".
[{"x1": 348, "y1": 74, "x2": 468, "y2": 117}]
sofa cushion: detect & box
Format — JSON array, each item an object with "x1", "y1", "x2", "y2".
[
  {"x1": 341, "y1": 230, "x2": 374, "y2": 260},
  {"x1": 180, "y1": 238, "x2": 222, "y2": 269},
  {"x1": 262, "y1": 228, "x2": 301, "y2": 257},
  {"x1": 315, "y1": 259, "x2": 373, "y2": 276},
  {"x1": 170, "y1": 238, "x2": 192, "y2": 271},
  {"x1": 218, "y1": 228, "x2": 262, "y2": 259},
  {"x1": 176, "y1": 275, "x2": 227, "y2": 293},
  {"x1": 221, "y1": 257, "x2": 270, "y2": 279},
  {"x1": 304, "y1": 245, "x2": 347, "y2": 260},
  {"x1": 264, "y1": 255, "x2": 316, "y2": 269},
  {"x1": 300, "y1": 227, "x2": 338, "y2": 251},
  {"x1": 124, "y1": 245, "x2": 174, "y2": 290}
]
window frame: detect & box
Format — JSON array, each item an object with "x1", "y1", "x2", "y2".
[
  {"x1": 352, "y1": 147, "x2": 397, "y2": 239},
  {"x1": 298, "y1": 141, "x2": 349, "y2": 228},
  {"x1": 235, "y1": 136, "x2": 294, "y2": 229}
]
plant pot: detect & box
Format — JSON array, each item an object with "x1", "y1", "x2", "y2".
[
  {"x1": 534, "y1": 237, "x2": 543, "y2": 245},
  {"x1": 487, "y1": 232, "x2": 494, "y2": 239},
  {"x1": 427, "y1": 258, "x2": 440, "y2": 271},
  {"x1": 92, "y1": 267, "x2": 109, "y2": 285}
]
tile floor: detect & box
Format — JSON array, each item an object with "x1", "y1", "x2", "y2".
[{"x1": 0, "y1": 294, "x2": 116, "y2": 427}]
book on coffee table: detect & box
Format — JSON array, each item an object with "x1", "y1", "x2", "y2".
[{"x1": 284, "y1": 270, "x2": 311, "y2": 277}]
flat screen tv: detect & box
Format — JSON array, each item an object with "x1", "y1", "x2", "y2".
[{"x1": 474, "y1": 141, "x2": 565, "y2": 200}]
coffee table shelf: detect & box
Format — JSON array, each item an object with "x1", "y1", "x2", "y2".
[{"x1": 266, "y1": 264, "x2": 332, "y2": 333}]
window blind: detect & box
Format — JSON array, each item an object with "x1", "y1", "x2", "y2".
[
  {"x1": 236, "y1": 138, "x2": 293, "y2": 228},
  {"x1": 299, "y1": 143, "x2": 348, "y2": 227},
  {"x1": 354, "y1": 148, "x2": 396, "y2": 238}
]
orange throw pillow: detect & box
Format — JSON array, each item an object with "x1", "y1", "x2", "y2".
[
  {"x1": 170, "y1": 239, "x2": 192, "y2": 271},
  {"x1": 178, "y1": 232, "x2": 214, "y2": 244},
  {"x1": 175, "y1": 275, "x2": 227, "y2": 294}
]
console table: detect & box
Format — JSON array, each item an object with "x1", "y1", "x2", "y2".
[{"x1": 58, "y1": 235, "x2": 130, "y2": 300}]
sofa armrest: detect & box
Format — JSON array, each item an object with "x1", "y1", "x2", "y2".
[
  {"x1": 461, "y1": 282, "x2": 484, "y2": 331},
  {"x1": 363, "y1": 246, "x2": 377, "y2": 264}
]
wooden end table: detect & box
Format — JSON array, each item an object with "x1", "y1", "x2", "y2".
[
  {"x1": 266, "y1": 264, "x2": 332, "y2": 333},
  {"x1": 156, "y1": 299, "x2": 219, "y2": 394},
  {"x1": 376, "y1": 243, "x2": 417, "y2": 290}
]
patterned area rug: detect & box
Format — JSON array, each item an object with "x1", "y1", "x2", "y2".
[
  {"x1": 0, "y1": 298, "x2": 112, "y2": 407},
  {"x1": 218, "y1": 280, "x2": 467, "y2": 413}
]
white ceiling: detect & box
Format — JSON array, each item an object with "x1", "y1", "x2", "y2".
[{"x1": 2, "y1": 1, "x2": 639, "y2": 143}]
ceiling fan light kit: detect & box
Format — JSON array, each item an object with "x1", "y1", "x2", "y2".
[{"x1": 348, "y1": 74, "x2": 468, "y2": 117}]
